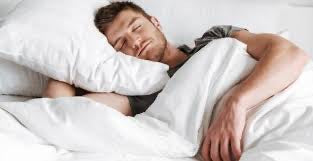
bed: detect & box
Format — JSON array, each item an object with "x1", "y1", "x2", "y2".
[
  {"x1": 0, "y1": 95, "x2": 34, "y2": 102},
  {"x1": 1, "y1": 1, "x2": 313, "y2": 161},
  {"x1": 1, "y1": 38, "x2": 313, "y2": 161}
]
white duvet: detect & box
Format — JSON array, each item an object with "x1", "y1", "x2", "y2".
[{"x1": 0, "y1": 38, "x2": 313, "y2": 161}]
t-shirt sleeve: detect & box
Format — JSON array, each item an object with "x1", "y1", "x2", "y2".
[
  {"x1": 127, "y1": 90, "x2": 161, "y2": 115},
  {"x1": 181, "y1": 25, "x2": 247, "y2": 54},
  {"x1": 197, "y1": 25, "x2": 247, "y2": 40}
]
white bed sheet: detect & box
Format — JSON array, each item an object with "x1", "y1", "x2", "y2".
[
  {"x1": 0, "y1": 94, "x2": 34, "y2": 102},
  {"x1": 0, "y1": 94, "x2": 200, "y2": 161}
]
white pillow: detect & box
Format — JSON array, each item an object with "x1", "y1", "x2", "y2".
[
  {"x1": 0, "y1": 0, "x2": 169, "y2": 96},
  {"x1": 0, "y1": 29, "x2": 289, "y2": 97},
  {"x1": 0, "y1": 58, "x2": 47, "y2": 97}
]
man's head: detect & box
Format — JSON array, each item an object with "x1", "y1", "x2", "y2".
[{"x1": 94, "y1": 1, "x2": 167, "y2": 62}]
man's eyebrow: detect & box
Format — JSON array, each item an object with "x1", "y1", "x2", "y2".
[
  {"x1": 127, "y1": 17, "x2": 139, "y2": 28},
  {"x1": 113, "y1": 37, "x2": 121, "y2": 48},
  {"x1": 113, "y1": 17, "x2": 139, "y2": 47}
]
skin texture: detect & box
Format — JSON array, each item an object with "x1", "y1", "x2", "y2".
[
  {"x1": 104, "y1": 9, "x2": 188, "y2": 68},
  {"x1": 42, "y1": 8, "x2": 311, "y2": 161},
  {"x1": 200, "y1": 31, "x2": 310, "y2": 161},
  {"x1": 42, "y1": 79, "x2": 133, "y2": 116},
  {"x1": 104, "y1": 10, "x2": 167, "y2": 62}
]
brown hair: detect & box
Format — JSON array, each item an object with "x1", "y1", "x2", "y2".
[{"x1": 94, "y1": 1, "x2": 151, "y2": 34}]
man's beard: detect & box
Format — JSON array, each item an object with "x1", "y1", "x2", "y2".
[{"x1": 150, "y1": 29, "x2": 167, "y2": 62}]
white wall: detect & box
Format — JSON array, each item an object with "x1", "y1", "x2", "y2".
[
  {"x1": 280, "y1": 5, "x2": 313, "y2": 56},
  {"x1": 134, "y1": 0, "x2": 313, "y2": 57}
]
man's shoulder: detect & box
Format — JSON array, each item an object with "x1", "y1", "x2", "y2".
[
  {"x1": 201, "y1": 25, "x2": 247, "y2": 39},
  {"x1": 177, "y1": 25, "x2": 247, "y2": 58}
]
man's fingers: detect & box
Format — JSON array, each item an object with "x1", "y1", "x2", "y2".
[
  {"x1": 220, "y1": 137, "x2": 231, "y2": 161},
  {"x1": 201, "y1": 136, "x2": 211, "y2": 161},
  {"x1": 210, "y1": 138, "x2": 221, "y2": 161},
  {"x1": 230, "y1": 136, "x2": 242, "y2": 161}
]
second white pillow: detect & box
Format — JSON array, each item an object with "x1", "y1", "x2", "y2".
[{"x1": 0, "y1": 58, "x2": 47, "y2": 97}]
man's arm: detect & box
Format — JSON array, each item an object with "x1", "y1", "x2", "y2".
[
  {"x1": 200, "y1": 30, "x2": 311, "y2": 161},
  {"x1": 42, "y1": 78, "x2": 76, "y2": 98},
  {"x1": 42, "y1": 78, "x2": 133, "y2": 116},
  {"x1": 230, "y1": 30, "x2": 311, "y2": 110}
]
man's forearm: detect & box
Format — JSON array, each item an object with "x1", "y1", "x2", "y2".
[{"x1": 233, "y1": 42, "x2": 310, "y2": 111}]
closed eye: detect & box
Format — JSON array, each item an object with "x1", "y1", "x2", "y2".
[
  {"x1": 133, "y1": 25, "x2": 141, "y2": 31},
  {"x1": 119, "y1": 40, "x2": 126, "y2": 51}
]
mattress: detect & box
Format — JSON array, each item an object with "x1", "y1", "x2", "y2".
[{"x1": 0, "y1": 94, "x2": 34, "y2": 102}]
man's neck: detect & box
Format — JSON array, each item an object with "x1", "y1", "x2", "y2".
[{"x1": 160, "y1": 43, "x2": 188, "y2": 69}]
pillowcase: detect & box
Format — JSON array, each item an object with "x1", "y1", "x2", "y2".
[
  {"x1": 0, "y1": 26, "x2": 290, "y2": 97},
  {"x1": 0, "y1": 0, "x2": 169, "y2": 96},
  {"x1": 0, "y1": 30, "x2": 289, "y2": 97},
  {"x1": 0, "y1": 58, "x2": 47, "y2": 97}
]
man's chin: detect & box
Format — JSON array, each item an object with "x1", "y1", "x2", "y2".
[
  {"x1": 147, "y1": 55, "x2": 161, "y2": 62},
  {"x1": 149, "y1": 56, "x2": 160, "y2": 62},
  {"x1": 146, "y1": 46, "x2": 165, "y2": 62}
]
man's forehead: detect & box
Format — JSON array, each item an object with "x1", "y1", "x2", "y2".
[{"x1": 105, "y1": 10, "x2": 142, "y2": 38}]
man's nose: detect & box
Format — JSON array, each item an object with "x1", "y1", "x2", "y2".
[{"x1": 128, "y1": 33, "x2": 142, "y2": 51}]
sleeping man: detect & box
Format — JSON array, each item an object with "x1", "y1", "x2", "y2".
[{"x1": 42, "y1": 1, "x2": 310, "y2": 161}]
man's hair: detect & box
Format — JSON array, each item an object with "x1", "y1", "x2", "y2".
[{"x1": 94, "y1": 1, "x2": 151, "y2": 34}]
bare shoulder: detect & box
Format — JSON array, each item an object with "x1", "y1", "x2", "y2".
[{"x1": 230, "y1": 30, "x2": 286, "y2": 60}]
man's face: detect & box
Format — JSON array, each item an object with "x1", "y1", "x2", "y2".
[{"x1": 104, "y1": 9, "x2": 167, "y2": 62}]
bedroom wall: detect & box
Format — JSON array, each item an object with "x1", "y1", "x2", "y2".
[
  {"x1": 280, "y1": 5, "x2": 313, "y2": 56},
  {"x1": 133, "y1": 0, "x2": 313, "y2": 57}
]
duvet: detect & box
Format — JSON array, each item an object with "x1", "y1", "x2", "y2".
[{"x1": 0, "y1": 38, "x2": 312, "y2": 161}]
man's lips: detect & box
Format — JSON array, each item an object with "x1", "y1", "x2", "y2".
[{"x1": 137, "y1": 40, "x2": 151, "y2": 57}]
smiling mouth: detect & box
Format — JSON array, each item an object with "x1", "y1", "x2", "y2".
[{"x1": 137, "y1": 40, "x2": 151, "y2": 57}]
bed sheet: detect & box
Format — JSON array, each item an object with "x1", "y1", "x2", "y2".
[
  {"x1": 0, "y1": 94, "x2": 34, "y2": 102},
  {"x1": 0, "y1": 96, "x2": 200, "y2": 161}
]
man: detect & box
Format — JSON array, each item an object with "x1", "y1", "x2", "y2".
[{"x1": 42, "y1": 1, "x2": 310, "y2": 161}]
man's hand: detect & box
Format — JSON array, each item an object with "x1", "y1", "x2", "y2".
[
  {"x1": 201, "y1": 86, "x2": 246, "y2": 161},
  {"x1": 200, "y1": 29, "x2": 310, "y2": 161}
]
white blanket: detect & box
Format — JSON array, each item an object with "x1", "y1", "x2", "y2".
[{"x1": 0, "y1": 38, "x2": 313, "y2": 161}]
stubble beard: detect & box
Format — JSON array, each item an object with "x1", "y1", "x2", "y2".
[{"x1": 151, "y1": 29, "x2": 167, "y2": 62}]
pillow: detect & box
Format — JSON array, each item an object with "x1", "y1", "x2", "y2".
[
  {"x1": 0, "y1": 26, "x2": 290, "y2": 97},
  {"x1": 0, "y1": 0, "x2": 170, "y2": 96},
  {"x1": 0, "y1": 29, "x2": 289, "y2": 97},
  {"x1": 0, "y1": 58, "x2": 48, "y2": 97}
]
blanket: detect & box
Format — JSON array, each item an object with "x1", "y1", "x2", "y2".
[{"x1": 0, "y1": 38, "x2": 312, "y2": 161}]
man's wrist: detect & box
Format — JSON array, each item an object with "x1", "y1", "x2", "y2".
[{"x1": 227, "y1": 86, "x2": 249, "y2": 111}]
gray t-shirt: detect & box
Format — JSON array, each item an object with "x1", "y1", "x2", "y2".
[{"x1": 129, "y1": 25, "x2": 246, "y2": 115}]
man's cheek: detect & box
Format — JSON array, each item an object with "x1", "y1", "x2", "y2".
[{"x1": 122, "y1": 48, "x2": 134, "y2": 57}]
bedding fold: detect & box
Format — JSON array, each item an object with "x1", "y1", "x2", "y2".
[{"x1": 0, "y1": 38, "x2": 312, "y2": 161}]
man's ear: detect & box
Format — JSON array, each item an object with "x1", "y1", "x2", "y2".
[{"x1": 150, "y1": 16, "x2": 162, "y2": 30}]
